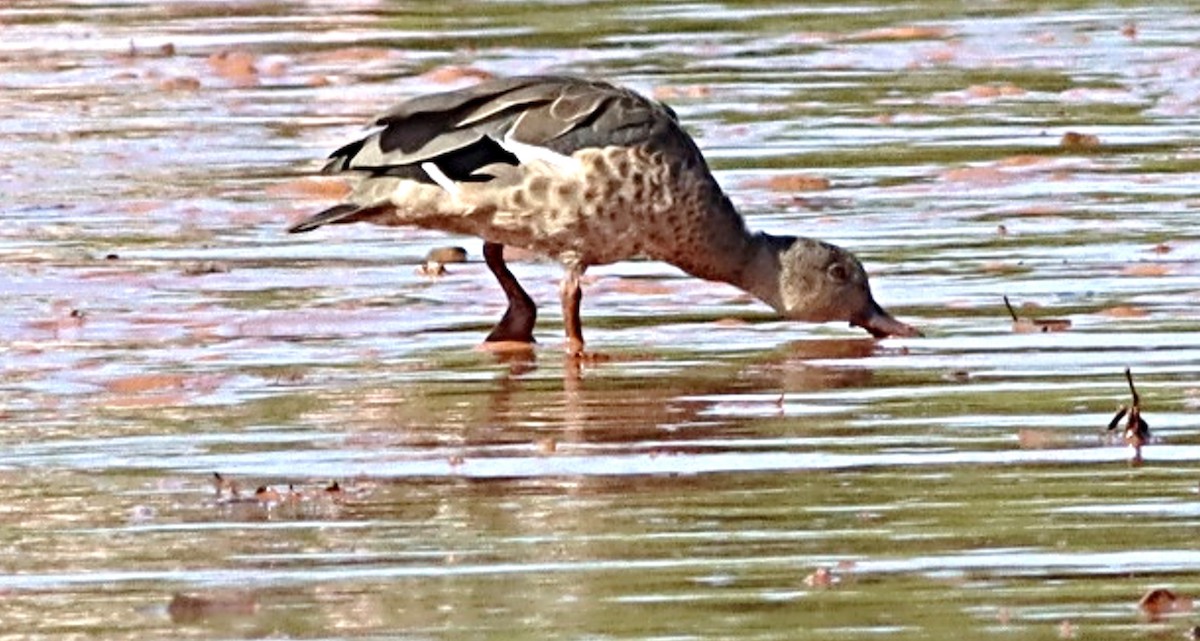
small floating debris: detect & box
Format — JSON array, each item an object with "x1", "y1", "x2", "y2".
[
  {"x1": 1107, "y1": 367, "x2": 1150, "y2": 465},
  {"x1": 254, "y1": 485, "x2": 281, "y2": 503},
  {"x1": 212, "y1": 471, "x2": 240, "y2": 499},
  {"x1": 802, "y1": 567, "x2": 836, "y2": 588},
  {"x1": 420, "y1": 65, "x2": 493, "y2": 84},
  {"x1": 167, "y1": 591, "x2": 258, "y2": 623},
  {"x1": 181, "y1": 260, "x2": 229, "y2": 276},
  {"x1": 1137, "y1": 587, "x2": 1192, "y2": 621},
  {"x1": 417, "y1": 246, "x2": 468, "y2": 276},
  {"x1": 212, "y1": 472, "x2": 355, "y2": 507},
  {"x1": 741, "y1": 173, "x2": 830, "y2": 192},
  {"x1": 1060, "y1": 131, "x2": 1100, "y2": 150},
  {"x1": 206, "y1": 48, "x2": 258, "y2": 85},
  {"x1": 1003, "y1": 296, "x2": 1071, "y2": 333}
]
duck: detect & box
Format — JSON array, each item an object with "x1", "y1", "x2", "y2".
[{"x1": 288, "y1": 75, "x2": 920, "y2": 352}]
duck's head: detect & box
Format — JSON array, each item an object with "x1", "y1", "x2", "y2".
[{"x1": 771, "y1": 236, "x2": 921, "y2": 338}]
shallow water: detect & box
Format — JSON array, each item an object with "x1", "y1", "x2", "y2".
[{"x1": 2, "y1": 0, "x2": 1200, "y2": 638}]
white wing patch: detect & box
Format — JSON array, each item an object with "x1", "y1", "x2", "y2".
[
  {"x1": 420, "y1": 162, "x2": 460, "y2": 198},
  {"x1": 500, "y1": 113, "x2": 583, "y2": 175}
]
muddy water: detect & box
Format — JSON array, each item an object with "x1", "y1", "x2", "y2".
[{"x1": 3, "y1": 1, "x2": 1200, "y2": 638}]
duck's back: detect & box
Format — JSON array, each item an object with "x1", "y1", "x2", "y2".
[
  {"x1": 300, "y1": 76, "x2": 748, "y2": 272},
  {"x1": 327, "y1": 76, "x2": 680, "y2": 172}
]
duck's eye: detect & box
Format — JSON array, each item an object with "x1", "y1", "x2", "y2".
[{"x1": 827, "y1": 262, "x2": 848, "y2": 282}]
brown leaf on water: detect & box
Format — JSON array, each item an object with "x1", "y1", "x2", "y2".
[
  {"x1": 101, "y1": 373, "x2": 226, "y2": 401},
  {"x1": 743, "y1": 174, "x2": 831, "y2": 192},
  {"x1": 966, "y1": 83, "x2": 1026, "y2": 98},
  {"x1": 842, "y1": 26, "x2": 951, "y2": 42},
  {"x1": 803, "y1": 567, "x2": 836, "y2": 587},
  {"x1": 1011, "y1": 318, "x2": 1072, "y2": 333},
  {"x1": 266, "y1": 177, "x2": 351, "y2": 200},
  {"x1": 996, "y1": 155, "x2": 1052, "y2": 168},
  {"x1": 103, "y1": 373, "x2": 190, "y2": 394},
  {"x1": 1060, "y1": 131, "x2": 1101, "y2": 150},
  {"x1": 1004, "y1": 296, "x2": 1071, "y2": 333},
  {"x1": 980, "y1": 261, "x2": 1026, "y2": 274},
  {"x1": 1138, "y1": 587, "x2": 1193, "y2": 622},
  {"x1": 206, "y1": 49, "x2": 258, "y2": 85},
  {"x1": 157, "y1": 76, "x2": 201, "y2": 92},
  {"x1": 421, "y1": 65, "x2": 493, "y2": 84},
  {"x1": 1122, "y1": 263, "x2": 1171, "y2": 277},
  {"x1": 168, "y1": 592, "x2": 259, "y2": 623},
  {"x1": 1102, "y1": 306, "x2": 1149, "y2": 318},
  {"x1": 652, "y1": 84, "x2": 712, "y2": 100},
  {"x1": 941, "y1": 166, "x2": 1013, "y2": 185},
  {"x1": 181, "y1": 261, "x2": 229, "y2": 276}
]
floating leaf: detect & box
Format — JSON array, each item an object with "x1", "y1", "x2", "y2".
[
  {"x1": 1004, "y1": 296, "x2": 1071, "y2": 333},
  {"x1": 1122, "y1": 263, "x2": 1171, "y2": 277},
  {"x1": 743, "y1": 174, "x2": 831, "y2": 192},
  {"x1": 421, "y1": 65, "x2": 493, "y2": 84},
  {"x1": 1102, "y1": 306, "x2": 1149, "y2": 318},
  {"x1": 1060, "y1": 131, "x2": 1101, "y2": 150},
  {"x1": 1138, "y1": 587, "x2": 1192, "y2": 621},
  {"x1": 267, "y1": 177, "x2": 351, "y2": 200}
]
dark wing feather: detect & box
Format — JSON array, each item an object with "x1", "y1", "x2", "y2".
[
  {"x1": 295, "y1": 76, "x2": 698, "y2": 234},
  {"x1": 287, "y1": 202, "x2": 392, "y2": 234},
  {"x1": 323, "y1": 76, "x2": 683, "y2": 179}
]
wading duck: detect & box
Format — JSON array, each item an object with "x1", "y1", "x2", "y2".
[{"x1": 288, "y1": 75, "x2": 920, "y2": 351}]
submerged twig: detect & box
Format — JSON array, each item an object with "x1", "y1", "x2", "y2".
[
  {"x1": 1002, "y1": 295, "x2": 1020, "y2": 322},
  {"x1": 1107, "y1": 367, "x2": 1150, "y2": 465},
  {"x1": 1002, "y1": 295, "x2": 1072, "y2": 333}
]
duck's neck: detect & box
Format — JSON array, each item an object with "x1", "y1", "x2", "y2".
[{"x1": 659, "y1": 193, "x2": 786, "y2": 313}]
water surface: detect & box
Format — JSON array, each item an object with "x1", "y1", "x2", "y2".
[{"x1": 2, "y1": 1, "x2": 1200, "y2": 638}]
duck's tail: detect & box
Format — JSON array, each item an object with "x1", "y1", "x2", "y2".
[{"x1": 286, "y1": 203, "x2": 391, "y2": 234}]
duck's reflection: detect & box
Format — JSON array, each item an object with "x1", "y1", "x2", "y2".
[{"x1": 433, "y1": 337, "x2": 888, "y2": 449}]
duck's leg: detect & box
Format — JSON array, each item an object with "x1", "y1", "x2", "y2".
[
  {"x1": 560, "y1": 266, "x2": 585, "y2": 354},
  {"x1": 483, "y1": 242, "x2": 537, "y2": 343}
]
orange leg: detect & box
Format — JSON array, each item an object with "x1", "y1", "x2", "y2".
[
  {"x1": 560, "y1": 267, "x2": 584, "y2": 354},
  {"x1": 483, "y1": 242, "x2": 537, "y2": 343}
]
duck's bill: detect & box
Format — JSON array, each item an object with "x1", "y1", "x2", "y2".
[{"x1": 852, "y1": 301, "x2": 922, "y2": 338}]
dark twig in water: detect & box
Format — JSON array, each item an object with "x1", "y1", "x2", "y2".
[
  {"x1": 1107, "y1": 367, "x2": 1149, "y2": 465},
  {"x1": 1002, "y1": 295, "x2": 1071, "y2": 333},
  {"x1": 1002, "y1": 295, "x2": 1019, "y2": 322},
  {"x1": 1125, "y1": 366, "x2": 1139, "y2": 407}
]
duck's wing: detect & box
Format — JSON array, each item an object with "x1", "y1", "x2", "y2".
[
  {"x1": 289, "y1": 76, "x2": 683, "y2": 233},
  {"x1": 325, "y1": 75, "x2": 677, "y2": 177}
]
